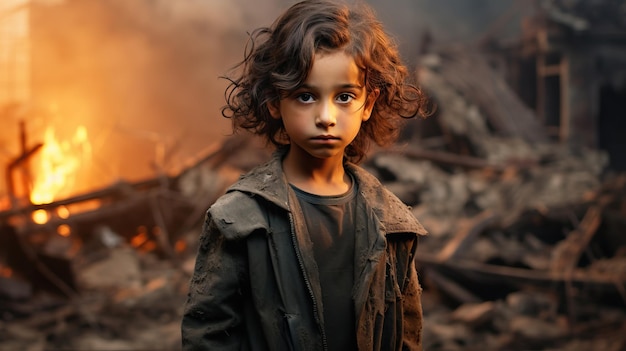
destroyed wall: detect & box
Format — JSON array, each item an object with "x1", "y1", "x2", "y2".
[
  {"x1": 371, "y1": 46, "x2": 626, "y2": 349},
  {"x1": 490, "y1": 0, "x2": 626, "y2": 171}
]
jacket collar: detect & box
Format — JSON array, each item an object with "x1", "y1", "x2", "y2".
[
  {"x1": 226, "y1": 150, "x2": 427, "y2": 236},
  {"x1": 227, "y1": 150, "x2": 292, "y2": 211}
]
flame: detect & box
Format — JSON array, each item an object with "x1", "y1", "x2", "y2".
[
  {"x1": 57, "y1": 205, "x2": 70, "y2": 219},
  {"x1": 32, "y1": 209, "x2": 49, "y2": 224},
  {"x1": 30, "y1": 125, "x2": 92, "y2": 206},
  {"x1": 130, "y1": 225, "x2": 158, "y2": 252}
]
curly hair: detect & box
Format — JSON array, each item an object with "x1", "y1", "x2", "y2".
[{"x1": 222, "y1": 0, "x2": 428, "y2": 163}]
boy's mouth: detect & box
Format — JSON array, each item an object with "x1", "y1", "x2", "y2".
[{"x1": 312, "y1": 135, "x2": 339, "y2": 140}]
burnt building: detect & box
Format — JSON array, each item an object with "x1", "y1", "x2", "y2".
[{"x1": 497, "y1": 0, "x2": 626, "y2": 171}]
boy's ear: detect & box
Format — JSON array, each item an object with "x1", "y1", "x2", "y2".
[
  {"x1": 267, "y1": 100, "x2": 281, "y2": 119},
  {"x1": 362, "y1": 88, "x2": 380, "y2": 121}
]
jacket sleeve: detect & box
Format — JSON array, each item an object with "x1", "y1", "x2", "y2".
[
  {"x1": 181, "y1": 211, "x2": 248, "y2": 351},
  {"x1": 401, "y1": 239, "x2": 424, "y2": 351}
]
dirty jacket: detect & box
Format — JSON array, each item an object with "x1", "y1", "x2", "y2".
[{"x1": 181, "y1": 151, "x2": 427, "y2": 351}]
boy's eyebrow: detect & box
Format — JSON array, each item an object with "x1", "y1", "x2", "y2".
[{"x1": 298, "y1": 83, "x2": 364, "y2": 90}]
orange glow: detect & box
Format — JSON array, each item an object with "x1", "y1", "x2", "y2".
[
  {"x1": 57, "y1": 224, "x2": 71, "y2": 237},
  {"x1": 30, "y1": 125, "x2": 92, "y2": 206},
  {"x1": 131, "y1": 232, "x2": 149, "y2": 248},
  {"x1": 32, "y1": 209, "x2": 49, "y2": 224},
  {"x1": 141, "y1": 240, "x2": 157, "y2": 252},
  {"x1": 57, "y1": 205, "x2": 70, "y2": 219},
  {"x1": 175, "y1": 239, "x2": 187, "y2": 253},
  {"x1": 0, "y1": 266, "x2": 12, "y2": 278},
  {"x1": 0, "y1": 197, "x2": 9, "y2": 212},
  {"x1": 65, "y1": 199, "x2": 101, "y2": 216}
]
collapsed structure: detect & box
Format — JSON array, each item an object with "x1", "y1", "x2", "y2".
[{"x1": 0, "y1": 0, "x2": 625, "y2": 350}]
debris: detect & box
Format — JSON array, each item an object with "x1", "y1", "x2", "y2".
[{"x1": 1, "y1": 2, "x2": 625, "y2": 348}]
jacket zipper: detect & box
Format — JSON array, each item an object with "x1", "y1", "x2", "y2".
[{"x1": 288, "y1": 211, "x2": 329, "y2": 351}]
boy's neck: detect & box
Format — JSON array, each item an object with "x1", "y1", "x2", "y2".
[{"x1": 282, "y1": 150, "x2": 351, "y2": 196}]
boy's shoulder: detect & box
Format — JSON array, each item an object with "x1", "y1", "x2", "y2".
[
  {"x1": 224, "y1": 151, "x2": 290, "y2": 210},
  {"x1": 208, "y1": 190, "x2": 271, "y2": 240},
  {"x1": 207, "y1": 152, "x2": 289, "y2": 239},
  {"x1": 347, "y1": 163, "x2": 428, "y2": 236}
]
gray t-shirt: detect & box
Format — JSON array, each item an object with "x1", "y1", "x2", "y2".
[{"x1": 291, "y1": 179, "x2": 358, "y2": 350}]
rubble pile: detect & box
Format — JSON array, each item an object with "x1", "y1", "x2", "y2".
[
  {"x1": 0, "y1": 49, "x2": 624, "y2": 350},
  {"x1": 362, "y1": 48, "x2": 626, "y2": 350},
  {"x1": 0, "y1": 124, "x2": 624, "y2": 350},
  {"x1": 0, "y1": 135, "x2": 270, "y2": 350},
  {"x1": 366, "y1": 144, "x2": 626, "y2": 350}
]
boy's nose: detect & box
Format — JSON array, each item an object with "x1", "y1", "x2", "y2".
[{"x1": 316, "y1": 101, "x2": 337, "y2": 127}]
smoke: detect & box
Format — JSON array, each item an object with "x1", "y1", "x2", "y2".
[
  {"x1": 2, "y1": 0, "x2": 287, "y2": 198},
  {"x1": 0, "y1": 0, "x2": 527, "y2": 200}
]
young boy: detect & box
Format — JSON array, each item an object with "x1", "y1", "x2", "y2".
[{"x1": 182, "y1": 1, "x2": 428, "y2": 350}]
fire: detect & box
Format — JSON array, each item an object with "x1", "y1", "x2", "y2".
[
  {"x1": 30, "y1": 125, "x2": 92, "y2": 206},
  {"x1": 29, "y1": 126, "x2": 92, "y2": 224},
  {"x1": 32, "y1": 209, "x2": 49, "y2": 224},
  {"x1": 130, "y1": 226, "x2": 158, "y2": 252}
]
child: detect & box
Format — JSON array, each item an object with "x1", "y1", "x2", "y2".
[{"x1": 182, "y1": 0, "x2": 428, "y2": 350}]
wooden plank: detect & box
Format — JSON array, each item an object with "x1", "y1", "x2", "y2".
[
  {"x1": 550, "y1": 206, "x2": 603, "y2": 273},
  {"x1": 385, "y1": 147, "x2": 501, "y2": 170},
  {"x1": 418, "y1": 251, "x2": 625, "y2": 289},
  {"x1": 437, "y1": 210, "x2": 500, "y2": 262}
]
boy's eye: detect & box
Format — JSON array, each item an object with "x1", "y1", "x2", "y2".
[
  {"x1": 296, "y1": 93, "x2": 315, "y2": 103},
  {"x1": 336, "y1": 93, "x2": 354, "y2": 103}
]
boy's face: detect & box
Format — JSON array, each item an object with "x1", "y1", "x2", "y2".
[{"x1": 268, "y1": 51, "x2": 378, "y2": 163}]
